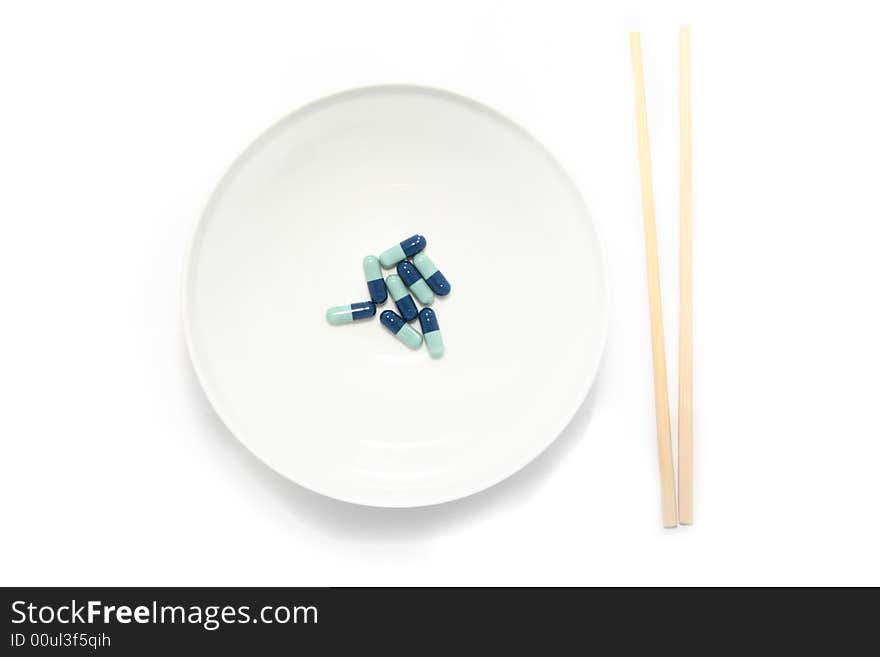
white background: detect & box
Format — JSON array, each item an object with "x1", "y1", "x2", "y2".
[{"x1": 2, "y1": 0, "x2": 879, "y2": 586}]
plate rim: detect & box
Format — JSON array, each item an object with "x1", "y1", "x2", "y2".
[{"x1": 182, "y1": 83, "x2": 610, "y2": 508}]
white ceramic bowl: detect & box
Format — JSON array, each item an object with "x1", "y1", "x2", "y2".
[{"x1": 184, "y1": 86, "x2": 607, "y2": 507}]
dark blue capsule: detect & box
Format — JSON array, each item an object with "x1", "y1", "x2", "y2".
[
  {"x1": 426, "y1": 271, "x2": 451, "y2": 296},
  {"x1": 367, "y1": 279, "x2": 387, "y2": 304},
  {"x1": 380, "y1": 310, "x2": 404, "y2": 334},
  {"x1": 400, "y1": 235, "x2": 427, "y2": 257},
  {"x1": 418, "y1": 307, "x2": 440, "y2": 334},
  {"x1": 350, "y1": 301, "x2": 377, "y2": 320},
  {"x1": 397, "y1": 261, "x2": 422, "y2": 287},
  {"x1": 395, "y1": 295, "x2": 418, "y2": 322}
]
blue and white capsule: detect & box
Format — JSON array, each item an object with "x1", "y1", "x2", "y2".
[
  {"x1": 385, "y1": 274, "x2": 418, "y2": 321},
  {"x1": 380, "y1": 310, "x2": 422, "y2": 349},
  {"x1": 326, "y1": 301, "x2": 376, "y2": 325},
  {"x1": 363, "y1": 255, "x2": 387, "y2": 304},
  {"x1": 418, "y1": 308, "x2": 444, "y2": 359},
  {"x1": 379, "y1": 234, "x2": 427, "y2": 269},
  {"x1": 412, "y1": 252, "x2": 451, "y2": 296},
  {"x1": 396, "y1": 261, "x2": 434, "y2": 306}
]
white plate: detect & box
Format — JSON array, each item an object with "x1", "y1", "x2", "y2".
[{"x1": 184, "y1": 86, "x2": 607, "y2": 507}]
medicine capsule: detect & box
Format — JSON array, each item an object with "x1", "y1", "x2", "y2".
[
  {"x1": 363, "y1": 255, "x2": 387, "y2": 304},
  {"x1": 412, "y1": 252, "x2": 451, "y2": 296},
  {"x1": 380, "y1": 310, "x2": 422, "y2": 349},
  {"x1": 385, "y1": 274, "x2": 418, "y2": 321},
  {"x1": 396, "y1": 261, "x2": 434, "y2": 306},
  {"x1": 325, "y1": 301, "x2": 376, "y2": 325},
  {"x1": 379, "y1": 234, "x2": 427, "y2": 268},
  {"x1": 418, "y1": 308, "x2": 444, "y2": 359}
]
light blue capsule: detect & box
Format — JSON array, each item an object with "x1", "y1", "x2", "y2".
[
  {"x1": 385, "y1": 274, "x2": 418, "y2": 321},
  {"x1": 326, "y1": 301, "x2": 376, "y2": 325},
  {"x1": 380, "y1": 310, "x2": 422, "y2": 349},
  {"x1": 397, "y1": 261, "x2": 434, "y2": 305},
  {"x1": 412, "y1": 252, "x2": 451, "y2": 296},
  {"x1": 379, "y1": 234, "x2": 427, "y2": 268},
  {"x1": 363, "y1": 255, "x2": 387, "y2": 304},
  {"x1": 418, "y1": 308, "x2": 444, "y2": 358}
]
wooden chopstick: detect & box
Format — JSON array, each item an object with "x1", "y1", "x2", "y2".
[
  {"x1": 678, "y1": 26, "x2": 694, "y2": 525},
  {"x1": 629, "y1": 32, "x2": 678, "y2": 528}
]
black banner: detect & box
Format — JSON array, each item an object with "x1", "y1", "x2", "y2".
[{"x1": 1, "y1": 587, "x2": 872, "y2": 653}]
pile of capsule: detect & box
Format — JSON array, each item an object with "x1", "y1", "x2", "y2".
[{"x1": 325, "y1": 234, "x2": 451, "y2": 358}]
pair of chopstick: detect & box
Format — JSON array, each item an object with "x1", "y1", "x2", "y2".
[{"x1": 630, "y1": 28, "x2": 693, "y2": 528}]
